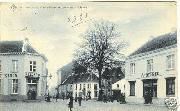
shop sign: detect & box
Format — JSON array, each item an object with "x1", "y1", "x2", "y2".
[
  {"x1": 25, "y1": 72, "x2": 40, "y2": 78},
  {"x1": 141, "y1": 72, "x2": 159, "y2": 78},
  {"x1": 0, "y1": 73, "x2": 17, "y2": 78}
]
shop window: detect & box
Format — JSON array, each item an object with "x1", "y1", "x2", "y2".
[
  {"x1": 12, "y1": 79, "x2": 18, "y2": 94},
  {"x1": 130, "y1": 63, "x2": 135, "y2": 74},
  {"x1": 166, "y1": 78, "x2": 175, "y2": 96},
  {"x1": 147, "y1": 59, "x2": 153, "y2": 72},
  {"x1": 0, "y1": 60, "x2": 2, "y2": 72},
  {"x1": 167, "y1": 54, "x2": 175, "y2": 69},
  {"x1": 129, "y1": 81, "x2": 135, "y2": 96},
  {"x1": 30, "y1": 61, "x2": 36, "y2": 72},
  {"x1": 12, "y1": 60, "x2": 18, "y2": 72},
  {"x1": 143, "y1": 79, "x2": 157, "y2": 97}
]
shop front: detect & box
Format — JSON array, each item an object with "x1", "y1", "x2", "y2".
[
  {"x1": 25, "y1": 72, "x2": 40, "y2": 100},
  {"x1": 142, "y1": 79, "x2": 157, "y2": 104}
]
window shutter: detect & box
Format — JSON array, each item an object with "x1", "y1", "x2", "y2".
[
  {"x1": 8, "y1": 79, "x2": 12, "y2": 94},
  {"x1": 18, "y1": 79, "x2": 21, "y2": 94}
]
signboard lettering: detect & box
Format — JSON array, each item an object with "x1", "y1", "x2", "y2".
[{"x1": 141, "y1": 72, "x2": 159, "y2": 78}]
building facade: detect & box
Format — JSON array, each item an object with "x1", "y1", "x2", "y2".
[
  {"x1": 59, "y1": 73, "x2": 99, "y2": 99},
  {"x1": 0, "y1": 39, "x2": 48, "y2": 101},
  {"x1": 73, "y1": 73, "x2": 99, "y2": 100},
  {"x1": 125, "y1": 32, "x2": 177, "y2": 105}
]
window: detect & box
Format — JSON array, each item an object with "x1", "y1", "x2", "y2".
[
  {"x1": 88, "y1": 84, "x2": 91, "y2": 89},
  {"x1": 129, "y1": 81, "x2": 135, "y2": 96},
  {"x1": 70, "y1": 84, "x2": 73, "y2": 90},
  {"x1": 0, "y1": 79, "x2": 2, "y2": 94},
  {"x1": 79, "y1": 84, "x2": 82, "y2": 90},
  {"x1": 30, "y1": 61, "x2": 36, "y2": 72},
  {"x1": 12, "y1": 79, "x2": 18, "y2": 94},
  {"x1": 166, "y1": 78, "x2": 175, "y2": 96},
  {"x1": 94, "y1": 91, "x2": 98, "y2": 97},
  {"x1": 0, "y1": 60, "x2": 2, "y2": 72},
  {"x1": 75, "y1": 84, "x2": 77, "y2": 90},
  {"x1": 143, "y1": 79, "x2": 157, "y2": 97},
  {"x1": 117, "y1": 84, "x2": 119, "y2": 88},
  {"x1": 130, "y1": 63, "x2": 135, "y2": 74},
  {"x1": 167, "y1": 54, "x2": 175, "y2": 69},
  {"x1": 94, "y1": 84, "x2": 97, "y2": 90},
  {"x1": 147, "y1": 59, "x2": 153, "y2": 72},
  {"x1": 12, "y1": 60, "x2": 18, "y2": 72}
]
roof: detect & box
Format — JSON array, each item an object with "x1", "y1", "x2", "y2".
[
  {"x1": 129, "y1": 32, "x2": 177, "y2": 56},
  {"x1": 61, "y1": 73, "x2": 99, "y2": 85},
  {"x1": 0, "y1": 41, "x2": 38, "y2": 53}
]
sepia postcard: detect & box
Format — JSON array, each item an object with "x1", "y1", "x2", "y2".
[{"x1": 0, "y1": 1, "x2": 179, "y2": 111}]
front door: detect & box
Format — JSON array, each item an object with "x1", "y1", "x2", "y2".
[{"x1": 27, "y1": 78, "x2": 38, "y2": 100}]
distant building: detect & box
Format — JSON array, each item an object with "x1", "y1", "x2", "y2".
[
  {"x1": 59, "y1": 73, "x2": 99, "y2": 99},
  {"x1": 101, "y1": 61, "x2": 125, "y2": 97},
  {"x1": 112, "y1": 79, "x2": 126, "y2": 99},
  {"x1": 125, "y1": 32, "x2": 177, "y2": 105},
  {"x1": 0, "y1": 39, "x2": 48, "y2": 101},
  {"x1": 57, "y1": 62, "x2": 73, "y2": 89},
  {"x1": 73, "y1": 73, "x2": 99, "y2": 99}
]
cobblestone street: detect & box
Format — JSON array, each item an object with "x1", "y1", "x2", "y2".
[{"x1": 0, "y1": 99, "x2": 170, "y2": 111}]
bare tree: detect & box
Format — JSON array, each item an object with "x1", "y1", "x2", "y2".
[{"x1": 74, "y1": 20, "x2": 127, "y2": 100}]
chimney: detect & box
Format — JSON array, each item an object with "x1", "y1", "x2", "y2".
[{"x1": 22, "y1": 38, "x2": 29, "y2": 52}]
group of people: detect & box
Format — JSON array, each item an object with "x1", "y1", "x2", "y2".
[
  {"x1": 144, "y1": 89, "x2": 153, "y2": 104},
  {"x1": 27, "y1": 89, "x2": 37, "y2": 100},
  {"x1": 68, "y1": 96, "x2": 83, "y2": 111},
  {"x1": 102, "y1": 93, "x2": 126, "y2": 104}
]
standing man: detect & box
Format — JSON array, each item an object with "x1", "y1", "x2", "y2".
[
  {"x1": 78, "y1": 96, "x2": 82, "y2": 106},
  {"x1": 55, "y1": 92, "x2": 59, "y2": 102},
  {"x1": 68, "y1": 96, "x2": 73, "y2": 111}
]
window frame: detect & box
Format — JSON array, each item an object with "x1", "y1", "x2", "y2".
[
  {"x1": 117, "y1": 84, "x2": 119, "y2": 88},
  {"x1": 11, "y1": 79, "x2": 18, "y2": 94},
  {"x1": 130, "y1": 63, "x2": 135, "y2": 74},
  {"x1": 129, "y1": 81, "x2": 135, "y2": 96},
  {"x1": 147, "y1": 59, "x2": 153, "y2": 72},
  {"x1": 12, "y1": 60, "x2": 18, "y2": 72},
  {"x1": 79, "y1": 84, "x2": 82, "y2": 90},
  {"x1": 30, "y1": 61, "x2": 36, "y2": 72},
  {"x1": 0, "y1": 60, "x2": 2, "y2": 72},
  {"x1": 75, "y1": 84, "x2": 77, "y2": 90},
  {"x1": 167, "y1": 54, "x2": 175, "y2": 70},
  {"x1": 0, "y1": 79, "x2": 2, "y2": 94},
  {"x1": 166, "y1": 77, "x2": 175, "y2": 96}
]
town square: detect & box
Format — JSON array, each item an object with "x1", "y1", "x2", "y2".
[{"x1": 0, "y1": 1, "x2": 179, "y2": 111}]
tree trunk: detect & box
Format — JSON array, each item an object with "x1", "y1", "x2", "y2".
[{"x1": 98, "y1": 69, "x2": 103, "y2": 101}]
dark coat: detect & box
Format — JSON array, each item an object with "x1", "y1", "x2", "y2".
[{"x1": 68, "y1": 97, "x2": 73, "y2": 108}]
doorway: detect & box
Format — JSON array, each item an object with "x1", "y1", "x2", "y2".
[
  {"x1": 143, "y1": 79, "x2": 157, "y2": 97},
  {"x1": 27, "y1": 78, "x2": 38, "y2": 100}
]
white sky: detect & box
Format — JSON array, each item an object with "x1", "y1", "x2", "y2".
[{"x1": 0, "y1": 2, "x2": 177, "y2": 88}]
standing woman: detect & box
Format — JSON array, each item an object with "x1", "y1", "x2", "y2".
[{"x1": 68, "y1": 96, "x2": 73, "y2": 111}]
